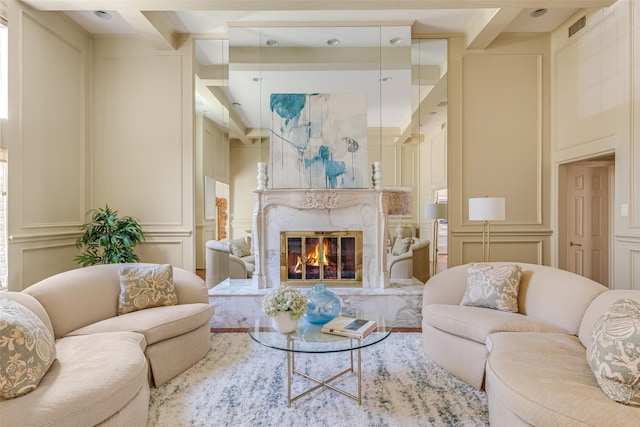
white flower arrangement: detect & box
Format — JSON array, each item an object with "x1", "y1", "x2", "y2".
[{"x1": 262, "y1": 285, "x2": 308, "y2": 320}]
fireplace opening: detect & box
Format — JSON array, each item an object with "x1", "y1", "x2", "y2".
[{"x1": 280, "y1": 231, "x2": 363, "y2": 286}]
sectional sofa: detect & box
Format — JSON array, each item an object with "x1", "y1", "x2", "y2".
[
  {"x1": 422, "y1": 262, "x2": 640, "y2": 425},
  {"x1": 0, "y1": 263, "x2": 213, "y2": 427}
]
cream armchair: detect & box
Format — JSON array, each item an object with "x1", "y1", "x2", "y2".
[
  {"x1": 205, "y1": 238, "x2": 255, "y2": 288},
  {"x1": 387, "y1": 238, "x2": 430, "y2": 283}
]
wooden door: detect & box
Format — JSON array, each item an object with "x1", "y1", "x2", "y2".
[{"x1": 567, "y1": 165, "x2": 610, "y2": 286}]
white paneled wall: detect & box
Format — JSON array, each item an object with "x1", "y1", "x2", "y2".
[
  {"x1": 6, "y1": 4, "x2": 90, "y2": 290},
  {"x1": 552, "y1": 2, "x2": 640, "y2": 288},
  {"x1": 91, "y1": 37, "x2": 195, "y2": 271},
  {"x1": 6, "y1": 3, "x2": 196, "y2": 290},
  {"x1": 448, "y1": 34, "x2": 551, "y2": 267}
]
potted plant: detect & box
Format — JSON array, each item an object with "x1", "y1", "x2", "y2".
[
  {"x1": 261, "y1": 285, "x2": 308, "y2": 333},
  {"x1": 74, "y1": 205, "x2": 145, "y2": 266}
]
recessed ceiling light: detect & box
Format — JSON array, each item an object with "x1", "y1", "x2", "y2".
[
  {"x1": 380, "y1": 77, "x2": 392, "y2": 83},
  {"x1": 327, "y1": 39, "x2": 340, "y2": 47},
  {"x1": 265, "y1": 39, "x2": 279, "y2": 47},
  {"x1": 530, "y1": 9, "x2": 548, "y2": 18},
  {"x1": 94, "y1": 10, "x2": 112, "y2": 20},
  {"x1": 389, "y1": 37, "x2": 403, "y2": 46}
]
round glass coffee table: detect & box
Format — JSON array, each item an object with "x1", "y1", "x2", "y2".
[{"x1": 248, "y1": 312, "x2": 392, "y2": 406}]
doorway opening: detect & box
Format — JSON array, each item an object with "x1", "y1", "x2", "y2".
[{"x1": 558, "y1": 154, "x2": 614, "y2": 287}]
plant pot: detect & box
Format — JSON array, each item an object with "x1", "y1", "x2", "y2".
[{"x1": 271, "y1": 311, "x2": 299, "y2": 334}]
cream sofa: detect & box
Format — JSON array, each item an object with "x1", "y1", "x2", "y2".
[
  {"x1": 205, "y1": 238, "x2": 255, "y2": 288},
  {"x1": 422, "y1": 262, "x2": 640, "y2": 426},
  {"x1": 0, "y1": 263, "x2": 213, "y2": 427}
]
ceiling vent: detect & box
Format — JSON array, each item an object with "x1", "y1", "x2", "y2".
[{"x1": 569, "y1": 15, "x2": 586, "y2": 38}]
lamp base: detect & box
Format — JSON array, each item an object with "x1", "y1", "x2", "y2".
[
  {"x1": 432, "y1": 220, "x2": 439, "y2": 276},
  {"x1": 481, "y1": 221, "x2": 492, "y2": 262}
]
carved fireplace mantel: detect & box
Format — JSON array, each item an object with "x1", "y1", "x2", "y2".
[{"x1": 252, "y1": 189, "x2": 391, "y2": 289}]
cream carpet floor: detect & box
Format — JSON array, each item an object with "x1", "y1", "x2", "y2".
[{"x1": 147, "y1": 333, "x2": 488, "y2": 427}]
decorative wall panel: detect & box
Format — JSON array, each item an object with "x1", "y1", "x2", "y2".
[{"x1": 21, "y1": 15, "x2": 84, "y2": 226}]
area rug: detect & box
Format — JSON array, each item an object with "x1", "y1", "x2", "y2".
[{"x1": 147, "y1": 333, "x2": 488, "y2": 426}]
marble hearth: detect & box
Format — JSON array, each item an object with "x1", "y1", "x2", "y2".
[{"x1": 208, "y1": 278, "x2": 424, "y2": 329}]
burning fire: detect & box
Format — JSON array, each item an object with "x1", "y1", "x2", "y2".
[{"x1": 293, "y1": 240, "x2": 330, "y2": 273}]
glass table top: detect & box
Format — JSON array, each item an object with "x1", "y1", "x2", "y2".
[{"x1": 248, "y1": 312, "x2": 392, "y2": 354}]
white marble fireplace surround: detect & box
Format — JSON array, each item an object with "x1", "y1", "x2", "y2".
[{"x1": 252, "y1": 188, "x2": 390, "y2": 289}]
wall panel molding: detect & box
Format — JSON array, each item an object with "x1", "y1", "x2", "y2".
[
  {"x1": 460, "y1": 53, "x2": 543, "y2": 228},
  {"x1": 20, "y1": 13, "x2": 87, "y2": 228},
  {"x1": 632, "y1": 250, "x2": 640, "y2": 290},
  {"x1": 460, "y1": 240, "x2": 544, "y2": 265},
  {"x1": 20, "y1": 243, "x2": 78, "y2": 289}
]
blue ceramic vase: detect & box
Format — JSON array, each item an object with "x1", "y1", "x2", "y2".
[{"x1": 304, "y1": 284, "x2": 341, "y2": 325}]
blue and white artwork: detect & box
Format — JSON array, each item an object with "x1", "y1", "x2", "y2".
[{"x1": 270, "y1": 93, "x2": 368, "y2": 189}]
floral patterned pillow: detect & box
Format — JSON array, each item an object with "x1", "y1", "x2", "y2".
[
  {"x1": 588, "y1": 299, "x2": 640, "y2": 406},
  {"x1": 229, "y1": 236, "x2": 251, "y2": 258},
  {"x1": 391, "y1": 237, "x2": 413, "y2": 256},
  {"x1": 118, "y1": 264, "x2": 178, "y2": 315},
  {"x1": 460, "y1": 263, "x2": 522, "y2": 312},
  {"x1": 0, "y1": 299, "x2": 57, "y2": 399}
]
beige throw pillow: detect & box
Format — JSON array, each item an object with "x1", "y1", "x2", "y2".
[
  {"x1": 460, "y1": 263, "x2": 522, "y2": 312},
  {"x1": 588, "y1": 299, "x2": 640, "y2": 406},
  {"x1": 391, "y1": 237, "x2": 413, "y2": 256},
  {"x1": 229, "y1": 236, "x2": 251, "y2": 258},
  {"x1": 0, "y1": 299, "x2": 57, "y2": 399},
  {"x1": 118, "y1": 264, "x2": 178, "y2": 315}
]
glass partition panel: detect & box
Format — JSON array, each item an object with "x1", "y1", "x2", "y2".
[
  {"x1": 194, "y1": 31, "x2": 447, "y2": 236},
  {"x1": 228, "y1": 25, "x2": 411, "y2": 189}
]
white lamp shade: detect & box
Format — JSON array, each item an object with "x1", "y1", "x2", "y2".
[
  {"x1": 469, "y1": 197, "x2": 505, "y2": 221},
  {"x1": 424, "y1": 203, "x2": 447, "y2": 220}
]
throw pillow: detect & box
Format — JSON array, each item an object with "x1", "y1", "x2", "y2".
[
  {"x1": 588, "y1": 299, "x2": 640, "y2": 406},
  {"x1": 0, "y1": 299, "x2": 57, "y2": 399},
  {"x1": 118, "y1": 264, "x2": 178, "y2": 315},
  {"x1": 391, "y1": 237, "x2": 413, "y2": 256},
  {"x1": 459, "y1": 263, "x2": 522, "y2": 312},
  {"x1": 229, "y1": 236, "x2": 251, "y2": 258}
]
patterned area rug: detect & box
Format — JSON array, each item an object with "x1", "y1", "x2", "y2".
[{"x1": 147, "y1": 333, "x2": 488, "y2": 426}]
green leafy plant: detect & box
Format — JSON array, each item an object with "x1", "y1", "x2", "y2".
[{"x1": 75, "y1": 205, "x2": 145, "y2": 267}]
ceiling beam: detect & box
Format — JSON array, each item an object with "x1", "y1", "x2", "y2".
[
  {"x1": 22, "y1": 1, "x2": 617, "y2": 12},
  {"x1": 195, "y1": 77, "x2": 255, "y2": 145},
  {"x1": 465, "y1": 8, "x2": 523, "y2": 50},
  {"x1": 206, "y1": 86, "x2": 256, "y2": 146},
  {"x1": 118, "y1": 7, "x2": 176, "y2": 50}
]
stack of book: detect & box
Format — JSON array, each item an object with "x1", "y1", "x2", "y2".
[{"x1": 321, "y1": 316, "x2": 377, "y2": 339}]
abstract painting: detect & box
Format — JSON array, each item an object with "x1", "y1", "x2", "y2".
[{"x1": 270, "y1": 93, "x2": 368, "y2": 189}]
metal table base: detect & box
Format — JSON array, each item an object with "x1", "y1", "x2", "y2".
[{"x1": 286, "y1": 336, "x2": 362, "y2": 406}]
